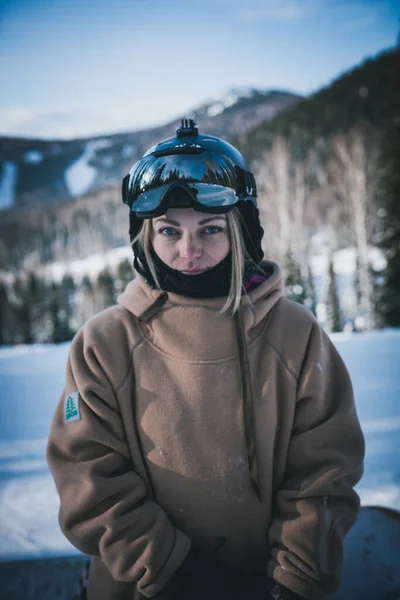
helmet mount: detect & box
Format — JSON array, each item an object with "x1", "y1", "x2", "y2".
[{"x1": 176, "y1": 118, "x2": 199, "y2": 137}]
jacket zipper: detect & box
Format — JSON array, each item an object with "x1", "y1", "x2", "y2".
[{"x1": 318, "y1": 495, "x2": 333, "y2": 575}]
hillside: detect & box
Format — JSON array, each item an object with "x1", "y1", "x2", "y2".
[
  {"x1": 0, "y1": 88, "x2": 299, "y2": 212},
  {"x1": 236, "y1": 48, "x2": 400, "y2": 163}
]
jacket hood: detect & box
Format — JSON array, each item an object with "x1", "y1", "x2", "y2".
[{"x1": 118, "y1": 259, "x2": 284, "y2": 337}]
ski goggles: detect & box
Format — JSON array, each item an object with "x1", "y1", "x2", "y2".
[{"x1": 122, "y1": 151, "x2": 257, "y2": 217}]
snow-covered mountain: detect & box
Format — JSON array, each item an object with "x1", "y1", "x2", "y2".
[{"x1": 0, "y1": 87, "x2": 300, "y2": 212}]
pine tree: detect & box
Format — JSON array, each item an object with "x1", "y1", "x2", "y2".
[
  {"x1": 327, "y1": 257, "x2": 342, "y2": 332},
  {"x1": 97, "y1": 268, "x2": 116, "y2": 310},
  {"x1": 49, "y1": 279, "x2": 74, "y2": 344},
  {"x1": 0, "y1": 282, "x2": 8, "y2": 345},
  {"x1": 60, "y1": 274, "x2": 76, "y2": 339},
  {"x1": 25, "y1": 271, "x2": 50, "y2": 343},
  {"x1": 12, "y1": 276, "x2": 33, "y2": 344},
  {"x1": 375, "y1": 121, "x2": 400, "y2": 326},
  {"x1": 370, "y1": 262, "x2": 385, "y2": 329},
  {"x1": 284, "y1": 248, "x2": 306, "y2": 305},
  {"x1": 305, "y1": 262, "x2": 317, "y2": 316},
  {"x1": 79, "y1": 275, "x2": 96, "y2": 326},
  {"x1": 50, "y1": 282, "x2": 63, "y2": 344},
  {"x1": 116, "y1": 258, "x2": 134, "y2": 294}
]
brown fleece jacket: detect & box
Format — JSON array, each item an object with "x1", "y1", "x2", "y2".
[{"x1": 46, "y1": 259, "x2": 364, "y2": 600}]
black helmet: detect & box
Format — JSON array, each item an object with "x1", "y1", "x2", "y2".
[{"x1": 123, "y1": 119, "x2": 264, "y2": 262}]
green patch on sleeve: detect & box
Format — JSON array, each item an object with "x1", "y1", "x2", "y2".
[{"x1": 64, "y1": 391, "x2": 81, "y2": 423}]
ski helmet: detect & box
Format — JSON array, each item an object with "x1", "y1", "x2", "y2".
[{"x1": 122, "y1": 118, "x2": 264, "y2": 262}]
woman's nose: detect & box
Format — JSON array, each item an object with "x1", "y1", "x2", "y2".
[{"x1": 178, "y1": 234, "x2": 202, "y2": 259}]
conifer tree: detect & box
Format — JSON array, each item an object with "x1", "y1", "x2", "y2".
[
  {"x1": 49, "y1": 278, "x2": 75, "y2": 343},
  {"x1": 0, "y1": 282, "x2": 8, "y2": 345},
  {"x1": 49, "y1": 281, "x2": 63, "y2": 344},
  {"x1": 80, "y1": 275, "x2": 96, "y2": 325},
  {"x1": 116, "y1": 258, "x2": 134, "y2": 294},
  {"x1": 370, "y1": 261, "x2": 385, "y2": 329},
  {"x1": 375, "y1": 122, "x2": 400, "y2": 326},
  {"x1": 60, "y1": 274, "x2": 76, "y2": 339},
  {"x1": 305, "y1": 262, "x2": 317, "y2": 316},
  {"x1": 97, "y1": 268, "x2": 115, "y2": 310},
  {"x1": 25, "y1": 271, "x2": 49, "y2": 343},
  {"x1": 327, "y1": 256, "x2": 342, "y2": 332},
  {"x1": 12, "y1": 276, "x2": 33, "y2": 344},
  {"x1": 284, "y1": 248, "x2": 306, "y2": 305}
]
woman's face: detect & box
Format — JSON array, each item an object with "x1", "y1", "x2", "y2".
[{"x1": 151, "y1": 208, "x2": 230, "y2": 274}]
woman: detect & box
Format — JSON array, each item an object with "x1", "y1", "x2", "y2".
[{"x1": 47, "y1": 119, "x2": 365, "y2": 600}]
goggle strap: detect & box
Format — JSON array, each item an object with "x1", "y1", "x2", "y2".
[
  {"x1": 152, "y1": 145, "x2": 205, "y2": 158},
  {"x1": 235, "y1": 167, "x2": 257, "y2": 198},
  {"x1": 246, "y1": 171, "x2": 257, "y2": 197},
  {"x1": 122, "y1": 174, "x2": 130, "y2": 205}
]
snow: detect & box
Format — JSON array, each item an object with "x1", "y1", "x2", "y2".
[
  {"x1": 0, "y1": 475, "x2": 73, "y2": 560},
  {"x1": 24, "y1": 151, "x2": 43, "y2": 164},
  {"x1": 0, "y1": 329, "x2": 399, "y2": 560},
  {"x1": 42, "y1": 245, "x2": 132, "y2": 283},
  {"x1": 64, "y1": 139, "x2": 111, "y2": 196},
  {"x1": 0, "y1": 161, "x2": 18, "y2": 210},
  {"x1": 207, "y1": 103, "x2": 226, "y2": 117},
  {"x1": 204, "y1": 86, "x2": 255, "y2": 117},
  {"x1": 206, "y1": 94, "x2": 238, "y2": 117},
  {"x1": 308, "y1": 241, "x2": 387, "y2": 327},
  {"x1": 121, "y1": 144, "x2": 136, "y2": 158},
  {"x1": 310, "y1": 245, "x2": 386, "y2": 277}
]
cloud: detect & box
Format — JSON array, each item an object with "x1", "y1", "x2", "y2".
[
  {"x1": 0, "y1": 106, "x2": 137, "y2": 139},
  {"x1": 358, "y1": 483, "x2": 400, "y2": 510},
  {"x1": 233, "y1": 0, "x2": 326, "y2": 22},
  {"x1": 320, "y1": 0, "x2": 393, "y2": 31},
  {"x1": 361, "y1": 416, "x2": 400, "y2": 435}
]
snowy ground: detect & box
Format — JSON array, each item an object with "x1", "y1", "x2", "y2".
[
  {"x1": 0, "y1": 329, "x2": 399, "y2": 561},
  {"x1": 0, "y1": 161, "x2": 18, "y2": 210}
]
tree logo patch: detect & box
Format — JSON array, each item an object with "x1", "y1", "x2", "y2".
[{"x1": 64, "y1": 391, "x2": 81, "y2": 423}]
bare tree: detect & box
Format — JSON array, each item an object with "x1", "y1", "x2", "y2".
[
  {"x1": 292, "y1": 160, "x2": 310, "y2": 258},
  {"x1": 255, "y1": 135, "x2": 313, "y2": 264},
  {"x1": 329, "y1": 128, "x2": 373, "y2": 329},
  {"x1": 255, "y1": 136, "x2": 291, "y2": 262}
]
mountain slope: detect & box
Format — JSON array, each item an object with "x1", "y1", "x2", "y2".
[
  {"x1": 236, "y1": 48, "x2": 400, "y2": 163},
  {"x1": 0, "y1": 88, "x2": 300, "y2": 212}
]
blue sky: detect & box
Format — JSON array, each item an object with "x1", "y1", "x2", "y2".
[{"x1": 0, "y1": 0, "x2": 398, "y2": 139}]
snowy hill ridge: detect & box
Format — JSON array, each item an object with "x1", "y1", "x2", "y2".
[
  {"x1": 0, "y1": 87, "x2": 300, "y2": 212},
  {"x1": 194, "y1": 87, "x2": 295, "y2": 118}
]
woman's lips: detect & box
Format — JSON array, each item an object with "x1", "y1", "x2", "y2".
[{"x1": 180, "y1": 268, "x2": 207, "y2": 274}]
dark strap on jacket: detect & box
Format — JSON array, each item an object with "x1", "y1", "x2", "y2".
[
  {"x1": 233, "y1": 309, "x2": 262, "y2": 502},
  {"x1": 137, "y1": 292, "x2": 169, "y2": 323}
]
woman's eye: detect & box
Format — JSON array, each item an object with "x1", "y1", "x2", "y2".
[
  {"x1": 159, "y1": 227, "x2": 179, "y2": 236},
  {"x1": 202, "y1": 226, "x2": 223, "y2": 234}
]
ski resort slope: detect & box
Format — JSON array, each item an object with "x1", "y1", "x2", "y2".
[{"x1": 0, "y1": 329, "x2": 399, "y2": 561}]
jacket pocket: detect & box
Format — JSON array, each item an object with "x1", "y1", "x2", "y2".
[{"x1": 317, "y1": 495, "x2": 333, "y2": 575}]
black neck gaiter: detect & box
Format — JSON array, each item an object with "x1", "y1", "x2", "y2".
[{"x1": 133, "y1": 242, "x2": 233, "y2": 298}]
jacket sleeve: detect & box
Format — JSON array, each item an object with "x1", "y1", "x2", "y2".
[
  {"x1": 46, "y1": 325, "x2": 191, "y2": 598},
  {"x1": 267, "y1": 321, "x2": 365, "y2": 600}
]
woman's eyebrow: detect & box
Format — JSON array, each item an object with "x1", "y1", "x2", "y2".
[
  {"x1": 198, "y1": 216, "x2": 226, "y2": 225},
  {"x1": 155, "y1": 216, "x2": 226, "y2": 226},
  {"x1": 155, "y1": 217, "x2": 180, "y2": 226}
]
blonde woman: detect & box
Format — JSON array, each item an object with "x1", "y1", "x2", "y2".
[{"x1": 47, "y1": 119, "x2": 364, "y2": 600}]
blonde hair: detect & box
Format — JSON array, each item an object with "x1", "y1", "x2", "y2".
[{"x1": 132, "y1": 206, "x2": 251, "y2": 314}]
